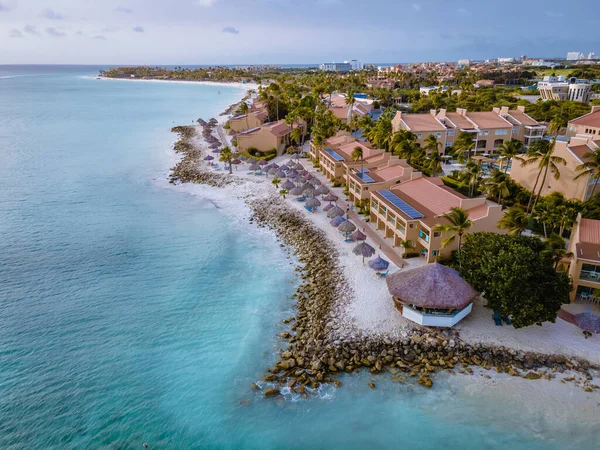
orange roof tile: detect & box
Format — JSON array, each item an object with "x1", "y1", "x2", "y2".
[
  {"x1": 444, "y1": 112, "x2": 474, "y2": 129},
  {"x1": 329, "y1": 106, "x2": 350, "y2": 120},
  {"x1": 507, "y1": 109, "x2": 540, "y2": 127},
  {"x1": 570, "y1": 110, "x2": 600, "y2": 128},
  {"x1": 580, "y1": 218, "x2": 600, "y2": 244},
  {"x1": 467, "y1": 112, "x2": 512, "y2": 129},
  {"x1": 400, "y1": 114, "x2": 446, "y2": 132},
  {"x1": 390, "y1": 177, "x2": 462, "y2": 216},
  {"x1": 568, "y1": 144, "x2": 593, "y2": 163}
]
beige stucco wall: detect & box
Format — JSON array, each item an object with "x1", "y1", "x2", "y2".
[
  {"x1": 237, "y1": 130, "x2": 280, "y2": 153},
  {"x1": 229, "y1": 113, "x2": 264, "y2": 134}
]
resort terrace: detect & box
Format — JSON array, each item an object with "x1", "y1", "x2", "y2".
[
  {"x1": 309, "y1": 134, "x2": 352, "y2": 162},
  {"x1": 370, "y1": 177, "x2": 503, "y2": 263},
  {"x1": 319, "y1": 141, "x2": 387, "y2": 182}
]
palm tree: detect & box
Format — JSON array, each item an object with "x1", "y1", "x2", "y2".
[
  {"x1": 432, "y1": 207, "x2": 473, "y2": 257},
  {"x1": 484, "y1": 170, "x2": 510, "y2": 206},
  {"x1": 497, "y1": 206, "x2": 528, "y2": 236},
  {"x1": 521, "y1": 138, "x2": 566, "y2": 213},
  {"x1": 423, "y1": 134, "x2": 441, "y2": 155},
  {"x1": 452, "y1": 131, "x2": 476, "y2": 163},
  {"x1": 400, "y1": 239, "x2": 413, "y2": 255},
  {"x1": 461, "y1": 161, "x2": 482, "y2": 197},
  {"x1": 272, "y1": 177, "x2": 281, "y2": 189},
  {"x1": 279, "y1": 189, "x2": 288, "y2": 199},
  {"x1": 542, "y1": 233, "x2": 573, "y2": 270},
  {"x1": 497, "y1": 139, "x2": 523, "y2": 173},
  {"x1": 427, "y1": 149, "x2": 443, "y2": 176},
  {"x1": 290, "y1": 127, "x2": 302, "y2": 150},
  {"x1": 352, "y1": 146, "x2": 364, "y2": 176},
  {"x1": 219, "y1": 146, "x2": 234, "y2": 174},
  {"x1": 238, "y1": 101, "x2": 249, "y2": 130},
  {"x1": 390, "y1": 130, "x2": 420, "y2": 162},
  {"x1": 575, "y1": 147, "x2": 600, "y2": 198}
]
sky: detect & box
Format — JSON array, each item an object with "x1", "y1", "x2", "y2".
[{"x1": 0, "y1": 0, "x2": 598, "y2": 65}]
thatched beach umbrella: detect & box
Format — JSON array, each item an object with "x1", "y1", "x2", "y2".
[
  {"x1": 330, "y1": 216, "x2": 345, "y2": 227},
  {"x1": 317, "y1": 185, "x2": 329, "y2": 195},
  {"x1": 296, "y1": 164, "x2": 305, "y2": 171},
  {"x1": 249, "y1": 163, "x2": 261, "y2": 171},
  {"x1": 270, "y1": 163, "x2": 279, "y2": 169},
  {"x1": 280, "y1": 164, "x2": 289, "y2": 171},
  {"x1": 204, "y1": 155, "x2": 214, "y2": 161},
  {"x1": 575, "y1": 312, "x2": 600, "y2": 334},
  {"x1": 259, "y1": 159, "x2": 268, "y2": 166},
  {"x1": 296, "y1": 176, "x2": 307, "y2": 184},
  {"x1": 287, "y1": 170, "x2": 299, "y2": 179},
  {"x1": 282, "y1": 180, "x2": 296, "y2": 191},
  {"x1": 303, "y1": 188, "x2": 316, "y2": 198},
  {"x1": 197, "y1": 118, "x2": 207, "y2": 126},
  {"x1": 304, "y1": 173, "x2": 314, "y2": 180},
  {"x1": 385, "y1": 262, "x2": 479, "y2": 310},
  {"x1": 275, "y1": 170, "x2": 286, "y2": 178},
  {"x1": 338, "y1": 220, "x2": 357, "y2": 234},
  {"x1": 323, "y1": 203, "x2": 335, "y2": 212},
  {"x1": 326, "y1": 206, "x2": 344, "y2": 218},
  {"x1": 212, "y1": 149, "x2": 221, "y2": 153},
  {"x1": 349, "y1": 230, "x2": 367, "y2": 242},
  {"x1": 311, "y1": 178, "x2": 322, "y2": 186},
  {"x1": 292, "y1": 152, "x2": 302, "y2": 160},
  {"x1": 368, "y1": 255, "x2": 390, "y2": 272},
  {"x1": 353, "y1": 242, "x2": 376, "y2": 264},
  {"x1": 247, "y1": 156, "x2": 257, "y2": 163},
  {"x1": 268, "y1": 167, "x2": 278, "y2": 176},
  {"x1": 305, "y1": 197, "x2": 321, "y2": 211},
  {"x1": 323, "y1": 193, "x2": 338, "y2": 203},
  {"x1": 290, "y1": 186, "x2": 304, "y2": 196},
  {"x1": 239, "y1": 155, "x2": 248, "y2": 162},
  {"x1": 231, "y1": 159, "x2": 241, "y2": 171}
]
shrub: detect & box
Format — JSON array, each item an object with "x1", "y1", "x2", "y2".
[{"x1": 404, "y1": 252, "x2": 420, "y2": 258}]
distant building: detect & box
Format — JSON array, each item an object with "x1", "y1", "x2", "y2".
[
  {"x1": 567, "y1": 106, "x2": 600, "y2": 138},
  {"x1": 319, "y1": 62, "x2": 352, "y2": 72},
  {"x1": 567, "y1": 51, "x2": 585, "y2": 61},
  {"x1": 530, "y1": 60, "x2": 560, "y2": 68},
  {"x1": 474, "y1": 79, "x2": 496, "y2": 88},
  {"x1": 458, "y1": 59, "x2": 472, "y2": 66},
  {"x1": 419, "y1": 86, "x2": 448, "y2": 96},
  {"x1": 538, "y1": 77, "x2": 592, "y2": 103},
  {"x1": 345, "y1": 59, "x2": 364, "y2": 71},
  {"x1": 497, "y1": 57, "x2": 516, "y2": 64},
  {"x1": 567, "y1": 215, "x2": 600, "y2": 301}
]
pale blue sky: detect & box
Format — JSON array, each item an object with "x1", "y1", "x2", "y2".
[{"x1": 0, "y1": 0, "x2": 598, "y2": 64}]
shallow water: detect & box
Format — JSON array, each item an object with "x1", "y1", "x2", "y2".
[{"x1": 1, "y1": 65, "x2": 599, "y2": 449}]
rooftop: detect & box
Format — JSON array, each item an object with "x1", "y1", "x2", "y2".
[
  {"x1": 570, "y1": 109, "x2": 600, "y2": 128},
  {"x1": 398, "y1": 113, "x2": 446, "y2": 132},
  {"x1": 466, "y1": 112, "x2": 512, "y2": 129}
]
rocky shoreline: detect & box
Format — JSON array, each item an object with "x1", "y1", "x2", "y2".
[{"x1": 167, "y1": 122, "x2": 600, "y2": 398}]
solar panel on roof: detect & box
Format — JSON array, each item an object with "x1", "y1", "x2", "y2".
[
  {"x1": 241, "y1": 126, "x2": 261, "y2": 135},
  {"x1": 324, "y1": 148, "x2": 345, "y2": 161},
  {"x1": 357, "y1": 172, "x2": 375, "y2": 183},
  {"x1": 378, "y1": 190, "x2": 424, "y2": 219},
  {"x1": 358, "y1": 168, "x2": 370, "y2": 173}
]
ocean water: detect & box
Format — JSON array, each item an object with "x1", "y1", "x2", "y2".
[{"x1": 0, "y1": 65, "x2": 599, "y2": 449}]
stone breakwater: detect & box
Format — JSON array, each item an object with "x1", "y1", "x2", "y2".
[{"x1": 167, "y1": 125, "x2": 600, "y2": 398}]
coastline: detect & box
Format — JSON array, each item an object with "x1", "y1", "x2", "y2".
[
  {"x1": 91, "y1": 75, "x2": 260, "y2": 92},
  {"x1": 162, "y1": 97, "x2": 600, "y2": 419}
]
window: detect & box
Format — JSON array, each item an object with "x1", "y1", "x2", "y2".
[
  {"x1": 380, "y1": 205, "x2": 387, "y2": 215},
  {"x1": 495, "y1": 129, "x2": 508, "y2": 135},
  {"x1": 513, "y1": 128, "x2": 520, "y2": 134},
  {"x1": 446, "y1": 141, "x2": 452, "y2": 147},
  {"x1": 483, "y1": 130, "x2": 489, "y2": 136},
  {"x1": 417, "y1": 133, "x2": 422, "y2": 138},
  {"x1": 419, "y1": 229, "x2": 430, "y2": 243},
  {"x1": 433, "y1": 231, "x2": 441, "y2": 237},
  {"x1": 431, "y1": 250, "x2": 439, "y2": 256},
  {"x1": 396, "y1": 221, "x2": 406, "y2": 234},
  {"x1": 371, "y1": 200, "x2": 378, "y2": 211},
  {"x1": 447, "y1": 131, "x2": 455, "y2": 136}
]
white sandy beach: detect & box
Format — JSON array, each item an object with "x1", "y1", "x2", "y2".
[{"x1": 92, "y1": 75, "x2": 261, "y2": 92}]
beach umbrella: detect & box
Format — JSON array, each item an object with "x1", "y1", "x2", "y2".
[
  {"x1": 249, "y1": 163, "x2": 261, "y2": 171},
  {"x1": 287, "y1": 170, "x2": 299, "y2": 179},
  {"x1": 311, "y1": 178, "x2": 322, "y2": 186},
  {"x1": 204, "y1": 155, "x2": 214, "y2": 161},
  {"x1": 239, "y1": 155, "x2": 247, "y2": 162},
  {"x1": 280, "y1": 164, "x2": 289, "y2": 171},
  {"x1": 338, "y1": 220, "x2": 357, "y2": 234},
  {"x1": 368, "y1": 255, "x2": 390, "y2": 272},
  {"x1": 330, "y1": 216, "x2": 345, "y2": 227},
  {"x1": 296, "y1": 164, "x2": 305, "y2": 171},
  {"x1": 290, "y1": 186, "x2": 304, "y2": 196},
  {"x1": 268, "y1": 168, "x2": 278, "y2": 175},
  {"x1": 323, "y1": 193, "x2": 338, "y2": 203},
  {"x1": 303, "y1": 187, "x2": 316, "y2": 196},
  {"x1": 323, "y1": 203, "x2": 335, "y2": 212},
  {"x1": 296, "y1": 176, "x2": 307, "y2": 184},
  {"x1": 326, "y1": 206, "x2": 344, "y2": 218},
  {"x1": 298, "y1": 170, "x2": 308, "y2": 177},
  {"x1": 275, "y1": 170, "x2": 286, "y2": 178},
  {"x1": 317, "y1": 185, "x2": 329, "y2": 195},
  {"x1": 353, "y1": 242, "x2": 376, "y2": 264},
  {"x1": 304, "y1": 173, "x2": 314, "y2": 180},
  {"x1": 270, "y1": 163, "x2": 280, "y2": 169},
  {"x1": 231, "y1": 158, "x2": 241, "y2": 165},
  {"x1": 197, "y1": 118, "x2": 207, "y2": 126},
  {"x1": 300, "y1": 182, "x2": 313, "y2": 191},
  {"x1": 282, "y1": 180, "x2": 296, "y2": 190},
  {"x1": 212, "y1": 149, "x2": 222, "y2": 153},
  {"x1": 575, "y1": 313, "x2": 600, "y2": 334},
  {"x1": 259, "y1": 159, "x2": 268, "y2": 166},
  {"x1": 350, "y1": 230, "x2": 367, "y2": 241},
  {"x1": 247, "y1": 157, "x2": 257, "y2": 163},
  {"x1": 292, "y1": 153, "x2": 302, "y2": 159},
  {"x1": 306, "y1": 197, "x2": 321, "y2": 207},
  {"x1": 286, "y1": 160, "x2": 294, "y2": 165}
]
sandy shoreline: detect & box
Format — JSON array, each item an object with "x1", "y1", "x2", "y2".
[{"x1": 90, "y1": 75, "x2": 260, "y2": 92}]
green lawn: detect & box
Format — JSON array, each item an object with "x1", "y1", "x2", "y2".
[{"x1": 535, "y1": 68, "x2": 572, "y2": 77}]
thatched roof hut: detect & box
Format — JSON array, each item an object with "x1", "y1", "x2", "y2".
[{"x1": 386, "y1": 263, "x2": 478, "y2": 310}]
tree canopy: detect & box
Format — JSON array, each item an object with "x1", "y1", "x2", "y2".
[{"x1": 454, "y1": 232, "x2": 571, "y2": 328}]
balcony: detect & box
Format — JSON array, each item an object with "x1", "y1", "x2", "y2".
[
  {"x1": 402, "y1": 304, "x2": 473, "y2": 327},
  {"x1": 580, "y1": 270, "x2": 600, "y2": 283},
  {"x1": 419, "y1": 229, "x2": 430, "y2": 244}
]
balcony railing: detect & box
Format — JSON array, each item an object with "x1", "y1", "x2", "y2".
[{"x1": 580, "y1": 270, "x2": 600, "y2": 283}]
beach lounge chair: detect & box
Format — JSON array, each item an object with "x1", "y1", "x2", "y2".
[
  {"x1": 500, "y1": 315, "x2": 512, "y2": 326},
  {"x1": 379, "y1": 271, "x2": 389, "y2": 278},
  {"x1": 297, "y1": 196, "x2": 306, "y2": 202},
  {"x1": 304, "y1": 206, "x2": 314, "y2": 213},
  {"x1": 493, "y1": 311, "x2": 503, "y2": 326}
]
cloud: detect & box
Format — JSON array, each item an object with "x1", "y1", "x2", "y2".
[
  {"x1": 114, "y1": 6, "x2": 133, "y2": 13},
  {"x1": 9, "y1": 29, "x2": 23, "y2": 38},
  {"x1": 412, "y1": 3, "x2": 421, "y2": 11},
  {"x1": 46, "y1": 27, "x2": 66, "y2": 37},
  {"x1": 93, "y1": 35, "x2": 107, "y2": 40},
  {"x1": 222, "y1": 26, "x2": 239, "y2": 34},
  {"x1": 195, "y1": 0, "x2": 217, "y2": 6},
  {"x1": 133, "y1": 26, "x2": 144, "y2": 32},
  {"x1": 42, "y1": 9, "x2": 65, "y2": 20},
  {"x1": 24, "y1": 25, "x2": 41, "y2": 36}
]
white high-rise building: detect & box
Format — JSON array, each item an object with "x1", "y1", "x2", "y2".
[
  {"x1": 458, "y1": 59, "x2": 472, "y2": 66},
  {"x1": 344, "y1": 60, "x2": 364, "y2": 71},
  {"x1": 567, "y1": 51, "x2": 585, "y2": 61}
]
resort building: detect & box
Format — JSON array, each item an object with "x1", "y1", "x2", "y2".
[
  {"x1": 386, "y1": 262, "x2": 479, "y2": 327},
  {"x1": 318, "y1": 140, "x2": 389, "y2": 182},
  {"x1": 228, "y1": 110, "x2": 268, "y2": 134},
  {"x1": 538, "y1": 77, "x2": 592, "y2": 104},
  {"x1": 309, "y1": 134, "x2": 352, "y2": 164},
  {"x1": 346, "y1": 158, "x2": 422, "y2": 205},
  {"x1": 510, "y1": 135, "x2": 600, "y2": 201},
  {"x1": 326, "y1": 94, "x2": 372, "y2": 124},
  {"x1": 236, "y1": 120, "x2": 304, "y2": 155},
  {"x1": 391, "y1": 106, "x2": 543, "y2": 153},
  {"x1": 369, "y1": 177, "x2": 504, "y2": 263},
  {"x1": 567, "y1": 215, "x2": 600, "y2": 302},
  {"x1": 319, "y1": 62, "x2": 352, "y2": 72},
  {"x1": 567, "y1": 106, "x2": 600, "y2": 138}
]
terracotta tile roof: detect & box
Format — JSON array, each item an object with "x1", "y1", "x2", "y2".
[
  {"x1": 329, "y1": 106, "x2": 350, "y2": 120},
  {"x1": 467, "y1": 112, "x2": 512, "y2": 129},
  {"x1": 568, "y1": 144, "x2": 593, "y2": 163},
  {"x1": 467, "y1": 203, "x2": 489, "y2": 220},
  {"x1": 268, "y1": 121, "x2": 291, "y2": 136},
  {"x1": 329, "y1": 96, "x2": 348, "y2": 107},
  {"x1": 570, "y1": 110, "x2": 600, "y2": 128},
  {"x1": 255, "y1": 111, "x2": 268, "y2": 121},
  {"x1": 400, "y1": 114, "x2": 446, "y2": 132},
  {"x1": 375, "y1": 164, "x2": 407, "y2": 180},
  {"x1": 580, "y1": 218, "x2": 600, "y2": 244},
  {"x1": 337, "y1": 141, "x2": 382, "y2": 159},
  {"x1": 507, "y1": 109, "x2": 540, "y2": 127},
  {"x1": 576, "y1": 242, "x2": 600, "y2": 262},
  {"x1": 444, "y1": 112, "x2": 474, "y2": 129},
  {"x1": 390, "y1": 177, "x2": 462, "y2": 216},
  {"x1": 325, "y1": 135, "x2": 350, "y2": 147}
]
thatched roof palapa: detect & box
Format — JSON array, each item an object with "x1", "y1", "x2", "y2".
[{"x1": 386, "y1": 262, "x2": 478, "y2": 310}]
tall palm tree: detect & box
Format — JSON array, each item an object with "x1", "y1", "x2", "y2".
[
  {"x1": 461, "y1": 161, "x2": 482, "y2": 197},
  {"x1": 352, "y1": 146, "x2": 364, "y2": 176},
  {"x1": 497, "y1": 206, "x2": 528, "y2": 236},
  {"x1": 219, "y1": 146, "x2": 234, "y2": 174},
  {"x1": 390, "y1": 130, "x2": 420, "y2": 162},
  {"x1": 497, "y1": 139, "x2": 523, "y2": 173},
  {"x1": 452, "y1": 131, "x2": 476, "y2": 163},
  {"x1": 542, "y1": 233, "x2": 573, "y2": 270},
  {"x1": 484, "y1": 170, "x2": 510, "y2": 206},
  {"x1": 433, "y1": 207, "x2": 473, "y2": 257},
  {"x1": 574, "y1": 147, "x2": 600, "y2": 198},
  {"x1": 521, "y1": 138, "x2": 566, "y2": 213},
  {"x1": 427, "y1": 149, "x2": 443, "y2": 176},
  {"x1": 423, "y1": 134, "x2": 441, "y2": 155},
  {"x1": 238, "y1": 101, "x2": 249, "y2": 130}
]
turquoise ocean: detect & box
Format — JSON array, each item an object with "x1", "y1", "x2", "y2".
[{"x1": 0, "y1": 65, "x2": 598, "y2": 449}]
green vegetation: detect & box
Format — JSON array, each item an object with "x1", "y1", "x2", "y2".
[
  {"x1": 453, "y1": 233, "x2": 571, "y2": 328},
  {"x1": 433, "y1": 207, "x2": 473, "y2": 256}
]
